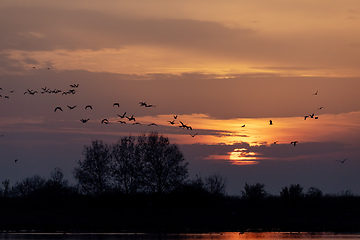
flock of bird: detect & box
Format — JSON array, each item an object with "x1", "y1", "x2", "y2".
[
  {"x1": 0, "y1": 82, "x2": 349, "y2": 164},
  {"x1": 0, "y1": 81, "x2": 197, "y2": 138}
]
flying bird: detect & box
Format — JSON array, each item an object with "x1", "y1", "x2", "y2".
[
  {"x1": 54, "y1": 107, "x2": 63, "y2": 112},
  {"x1": 14, "y1": 159, "x2": 18, "y2": 163},
  {"x1": 313, "y1": 90, "x2": 318, "y2": 95},
  {"x1": 318, "y1": 107, "x2": 324, "y2": 110},
  {"x1": 179, "y1": 121, "x2": 191, "y2": 130},
  {"x1": 127, "y1": 115, "x2": 136, "y2": 121},
  {"x1": 148, "y1": 123, "x2": 157, "y2": 126},
  {"x1": 113, "y1": 102, "x2": 120, "y2": 107},
  {"x1": 139, "y1": 101, "x2": 156, "y2": 107},
  {"x1": 133, "y1": 122, "x2": 141, "y2": 125},
  {"x1": 304, "y1": 115, "x2": 309, "y2": 120},
  {"x1": 80, "y1": 118, "x2": 90, "y2": 123},
  {"x1": 269, "y1": 119, "x2": 273, "y2": 125},
  {"x1": 118, "y1": 120, "x2": 126, "y2": 124},
  {"x1": 190, "y1": 133, "x2": 198, "y2": 137},
  {"x1": 335, "y1": 158, "x2": 349, "y2": 163},
  {"x1": 85, "y1": 105, "x2": 93, "y2": 110},
  {"x1": 118, "y1": 112, "x2": 127, "y2": 118},
  {"x1": 173, "y1": 115, "x2": 178, "y2": 119},
  {"x1": 101, "y1": 119, "x2": 109, "y2": 124},
  {"x1": 67, "y1": 105, "x2": 76, "y2": 110},
  {"x1": 273, "y1": 141, "x2": 278, "y2": 144},
  {"x1": 168, "y1": 120, "x2": 175, "y2": 125},
  {"x1": 241, "y1": 125, "x2": 245, "y2": 127},
  {"x1": 290, "y1": 141, "x2": 298, "y2": 146},
  {"x1": 139, "y1": 101, "x2": 147, "y2": 107},
  {"x1": 70, "y1": 84, "x2": 79, "y2": 88}
]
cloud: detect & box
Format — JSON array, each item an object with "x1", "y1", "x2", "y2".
[
  {"x1": 2, "y1": 5, "x2": 360, "y2": 76},
  {"x1": 0, "y1": 7, "x2": 254, "y2": 52}
]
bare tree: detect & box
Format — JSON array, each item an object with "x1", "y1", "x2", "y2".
[
  {"x1": 73, "y1": 140, "x2": 112, "y2": 195},
  {"x1": 1, "y1": 179, "x2": 10, "y2": 198},
  {"x1": 138, "y1": 132, "x2": 188, "y2": 194},
  {"x1": 112, "y1": 136, "x2": 142, "y2": 194},
  {"x1": 204, "y1": 172, "x2": 226, "y2": 196}
]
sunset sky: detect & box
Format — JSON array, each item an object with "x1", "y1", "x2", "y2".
[{"x1": 1, "y1": 0, "x2": 360, "y2": 195}]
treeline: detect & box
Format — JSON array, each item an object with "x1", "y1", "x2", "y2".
[{"x1": 1, "y1": 132, "x2": 360, "y2": 233}]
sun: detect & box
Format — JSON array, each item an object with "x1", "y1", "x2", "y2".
[{"x1": 229, "y1": 148, "x2": 258, "y2": 165}]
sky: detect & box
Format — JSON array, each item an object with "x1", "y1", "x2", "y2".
[{"x1": 1, "y1": 0, "x2": 360, "y2": 195}]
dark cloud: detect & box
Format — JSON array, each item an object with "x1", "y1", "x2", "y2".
[
  {"x1": 0, "y1": 7, "x2": 254, "y2": 52},
  {"x1": 2, "y1": 5, "x2": 359, "y2": 72}
]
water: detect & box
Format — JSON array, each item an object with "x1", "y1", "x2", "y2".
[{"x1": 1, "y1": 232, "x2": 360, "y2": 240}]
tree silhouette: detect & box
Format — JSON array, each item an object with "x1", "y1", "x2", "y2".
[
  {"x1": 204, "y1": 172, "x2": 226, "y2": 196},
  {"x1": 12, "y1": 175, "x2": 46, "y2": 198},
  {"x1": 74, "y1": 140, "x2": 112, "y2": 195},
  {"x1": 138, "y1": 132, "x2": 188, "y2": 194},
  {"x1": 112, "y1": 136, "x2": 142, "y2": 194},
  {"x1": 306, "y1": 186, "x2": 323, "y2": 199},
  {"x1": 1, "y1": 179, "x2": 10, "y2": 198},
  {"x1": 241, "y1": 182, "x2": 267, "y2": 202},
  {"x1": 280, "y1": 184, "x2": 304, "y2": 201}
]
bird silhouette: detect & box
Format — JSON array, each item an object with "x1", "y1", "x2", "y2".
[
  {"x1": 101, "y1": 119, "x2": 109, "y2": 124},
  {"x1": 174, "y1": 115, "x2": 178, "y2": 119},
  {"x1": 139, "y1": 101, "x2": 156, "y2": 107},
  {"x1": 70, "y1": 84, "x2": 79, "y2": 88},
  {"x1": 335, "y1": 158, "x2": 348, "y2": 163},
  {"x1": 85, "y1": 105, "x2": 92, "y2": 110},
  {"x1": 54, "y1": 107, "x2": 63, "y2": 112},
  {"x1": 118, "y1": 120, "x2": 126, "y2": 124},
  {"x1": 80, "y1": 118, "x2": 89, "y2": 123},
  {"x1": 113, "y1": 102, "x2": 120, "y2": 107},
  {"x1": 139, "y1": 102, "x2": 147, "y2": 107},
  {"x1": 67, "y1": 105, "x2": 76, "y2": 110},
  {"x1": 290, "y1": 141, "x2": 298, "y2": 146},
  {"x1": 313, "y1": 90, "x2": 318, "y2": 95},
  {"x1": 179, "y1": 121, "x2": 191, "y2": 130},
  {"x1": 318, "y1": 107, "x2": 324, "y2": 110},
  {"x1": 241, "y1": 125, "x2": 245, "y2": 127},
  {"x1": 148, "y1": 123, "x2": 157, "y2": 126},
  {"x1": 269, "y1": 119, "x2": 273, "y2": 125},
  {"x1": 190, "y1": 133, "x2": 198, "y2": 137},
  {"x1": 304, "y1": 115, "x2": 309, "y2": 120},
  {"x1": 118, "y1": 112, "x2": 127, "y2": 118},
  {"x1": 168, "y1": 120, "x2": 175, "y2": 125},
  {"x1": 14, "y1": 159, "x2": 18, "y2": 163},
  {"x1": 126, "y1": 115, "x2": 136, "y2": 121},
  {"x1": 273, "y1": 141, "x2": 278, "y2": 144},
  {"x1": 133, "y1": 122, "x2": 141, "y2": 125}
]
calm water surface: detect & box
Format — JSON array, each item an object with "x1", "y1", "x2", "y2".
[{"x1": 0, "y1": 232, "x2": 360, "y2": 240}]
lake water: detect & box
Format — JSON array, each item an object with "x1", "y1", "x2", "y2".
[{"x1": 1, "y1": 232, "x2": 360, "y2": 240}]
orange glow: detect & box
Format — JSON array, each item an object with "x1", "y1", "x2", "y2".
[
  {"x1": 134, "y1": 111, "x2": 360, "y2": 148},
  {"x1": 229, "y1": 148, "x2": 258, "y2": 165}
]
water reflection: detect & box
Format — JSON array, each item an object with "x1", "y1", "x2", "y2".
[{"x1": 1, "y1": 232, "x2": 360, "y2": 240}]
